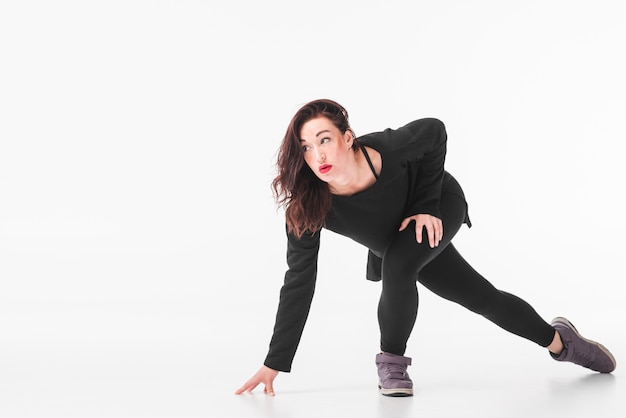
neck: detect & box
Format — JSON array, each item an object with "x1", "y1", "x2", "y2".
[{"x1": 328, "y1": 148, "x2": 375, "y2": 196}]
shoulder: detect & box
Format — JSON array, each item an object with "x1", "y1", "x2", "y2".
[
  {"x1": 385, "y1": 118, "x2": 447, "y2": 151},
  {"x1": 397, "y1": 118, "x2": 446, "y2": 137},
  {"x1": 358, "y1": 118, "x2": 446, "y2": 151},
  {"x1": 287, "y1": 226, "x2": 321, "y2": 249}
]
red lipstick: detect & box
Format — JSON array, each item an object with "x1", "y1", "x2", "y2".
[{"x1": 319, "y1": 164, "x2": 332, "y2": 174}]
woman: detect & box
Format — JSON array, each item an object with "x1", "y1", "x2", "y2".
[{"x1": 235, "y1": 99, "x2": 616, "y2": 397}]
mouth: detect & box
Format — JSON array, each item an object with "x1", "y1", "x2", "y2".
[{"x1": 319, "y1": 164, "x2": 332, "y2": 174}]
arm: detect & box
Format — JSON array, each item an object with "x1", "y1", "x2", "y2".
[
  {"x1": 236, "y1": 225, "x2": 321, "y2": 396},
  {"x1": 391, "y1": 118, "x2": 448, "y2": 247},
  {"x1": 393, "y1": 118, "x2": 447, "y2": 218},
  {"x1": 264, "y1": 226, "x2": 320, "y2": 372}
]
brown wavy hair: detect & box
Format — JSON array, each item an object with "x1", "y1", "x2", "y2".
[{"x1": 272, "y1": 99, "x2": 359, "y2": 238}]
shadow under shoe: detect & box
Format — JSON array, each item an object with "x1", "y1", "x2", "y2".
[{"x1": 550, "y1": 317, "x2": 616, "y2": 373}]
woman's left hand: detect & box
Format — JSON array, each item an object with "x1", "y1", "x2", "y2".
[{"x1": 399, "y1": 214, "x2": 443, "y2": 248}]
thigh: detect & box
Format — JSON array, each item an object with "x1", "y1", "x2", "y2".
[
  {"x1": 381, "y1": 192, "x2": 468, "y2": 282},
  {"x1": 418, "y1": 243, "x2": 498, "y2": 305}
]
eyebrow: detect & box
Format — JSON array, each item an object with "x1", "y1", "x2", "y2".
[{"x1": 300, "y1": 130, "x2": 331, "y2": 142}]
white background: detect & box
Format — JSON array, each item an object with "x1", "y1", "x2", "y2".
[{"x1": 1, "y1": 1, "x2": 625, "y2": 417}]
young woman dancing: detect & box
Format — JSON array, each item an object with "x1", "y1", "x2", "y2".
[{"x1": 235, "y1": 99, "x2": 616, "y2": 397}]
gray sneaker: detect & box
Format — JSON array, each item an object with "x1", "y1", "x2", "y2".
[
  {"x1": 550, "y1": 317, "x2": 616, "y2": 373},
  {"x1": 375, "y1": 352, "x2": 413, "y2": 397}
]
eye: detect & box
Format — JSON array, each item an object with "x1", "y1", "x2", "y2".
[
  {"x1": 302, "y1": 145, "x2": 310, "y2": 152},
  {"x1": 321, "y1": 137, "x2": 330, "y2": 144}
]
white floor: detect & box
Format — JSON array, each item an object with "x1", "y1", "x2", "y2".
[
  {"x1": 228, "y1": 371, "x2": 622, "y2": 418},
  {"x1": 2, "y1": 338, "x2": 623, "y2": 418},
  {"x1": 2, "y1": 278, "x2": 623, "y2": 418}
]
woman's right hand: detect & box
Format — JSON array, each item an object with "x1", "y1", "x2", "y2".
[{"x1": 235, "y1": 365, "x2": 280, "y2": 396}]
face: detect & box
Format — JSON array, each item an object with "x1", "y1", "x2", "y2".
[{"x1": 300, "y1": 116, "x2": 354, "y2": 181}]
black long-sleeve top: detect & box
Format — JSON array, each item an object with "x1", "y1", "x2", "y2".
[{"x1": 264, "y1": 118, "x2": 469, "y2": 372}]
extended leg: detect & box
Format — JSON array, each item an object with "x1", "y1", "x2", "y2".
[{"x1": 417, "y1": 243, "x2": 556, "y2": 346}]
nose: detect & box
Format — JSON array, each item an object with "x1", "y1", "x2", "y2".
[{"x1": 315, "y1": 148, "x2": 325, "y2": 163}]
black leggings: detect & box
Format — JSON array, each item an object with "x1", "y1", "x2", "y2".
[{"x1": 378, "y1": 179, "x2": 556, "y2": 355}]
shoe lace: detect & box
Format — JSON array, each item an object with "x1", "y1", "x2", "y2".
[
  {"x1": 569, "y1": 345, "x2": 594, "y2": 368},
  {"x1": 381, "y1": 362, "x2": 408, "y2": 380}
]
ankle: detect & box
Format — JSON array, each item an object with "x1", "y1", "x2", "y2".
[{"x1": 547, "y1": 330, "x2": 564, "y2": 355}]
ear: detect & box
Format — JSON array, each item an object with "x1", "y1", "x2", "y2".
[{"x1": 344, "y1": 130, "x2": 354, "y2": 148}]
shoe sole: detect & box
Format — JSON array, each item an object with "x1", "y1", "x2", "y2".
[
  {"x1": 552, "y1": 316, "x2": 617, "y2": 372},
  {"x1": 378, "y1": 386, "x2": 413, "y2": 397}
]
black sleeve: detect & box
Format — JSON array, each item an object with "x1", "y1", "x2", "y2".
[
  {"x1": 263, "y1": 225, "x2": 320, "y2": 372},
  {"x1": 389, "y1": 118, "x2": 447, "y2": 219}
]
